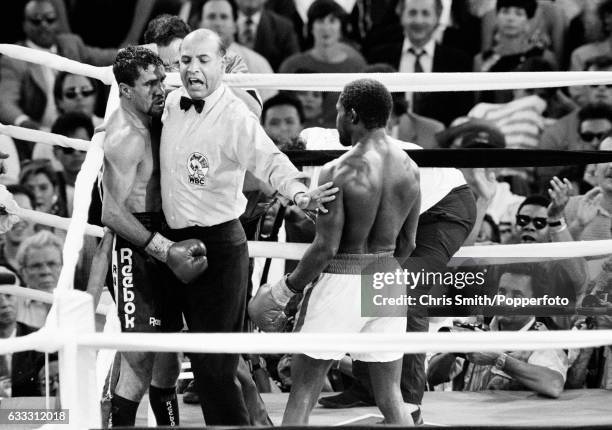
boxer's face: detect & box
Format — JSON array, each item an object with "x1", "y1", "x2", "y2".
[
  {"x1": 180, "y1": 34, "x2": 225, "y2": 100},
  {"x1": 130, "y1": 64, "x2": 166, "y2": 116}
]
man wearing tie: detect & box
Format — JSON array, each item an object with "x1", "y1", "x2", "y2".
[
  {"x1": 160, "y1": 29, "x2": 337, "y2": 425},
  {"x1": 367, "y1": 0, "x2": 473, "y2": 126},
  {"x1": 235, "y1": 0, "x2": 300, "y2": 71}
]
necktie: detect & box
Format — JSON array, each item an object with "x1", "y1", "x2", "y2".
[
  {"x1": 409, "y1": 48, "x2": 425, "y2": 73},
  {"x1": 242, "y1": 17, "x2": 255, "y2": 49},
  {"x1": 180, "y1": 96, "x2": 205, "y2": 114}
]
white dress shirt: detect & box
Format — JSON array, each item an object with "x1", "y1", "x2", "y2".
[
  {"x1": 399, "y1": 38, "x2": 436, "y2": 110},
  {"x1": 161, "y1": 84, "x2": 309, "y2": 229}
]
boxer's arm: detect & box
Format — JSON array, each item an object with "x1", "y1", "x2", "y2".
[
  {"x1": 287, "y1": 165, "x2": 344, "y2": 291},
  {"x1": 101, "y1": 131, "x2": 151, "y2": 247}
]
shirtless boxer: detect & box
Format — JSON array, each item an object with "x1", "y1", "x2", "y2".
[
  {"x1": 101, "y1": 46, "x2": 207, "y2": 427},
  {"x1": 249, "y1": 78, "x2": 421, "y2": 425}
]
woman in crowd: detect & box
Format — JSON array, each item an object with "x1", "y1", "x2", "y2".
[
  {"x1": 474, "y1": 0, "x2": 557, "y2": 104},
  {"x1": 18, "y1": 160, "x2": 67, "y2": 220},
  {"x1": 279, "y1": 0, "x2": 366, "y2": 127}
]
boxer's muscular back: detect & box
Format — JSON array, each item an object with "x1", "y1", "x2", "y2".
[
  {"x1": 102, "y1": 108, "x2": 161, "y2": 213},
  {"x1": 330, "y1": 137, "x2": 419, "y2": 254}
]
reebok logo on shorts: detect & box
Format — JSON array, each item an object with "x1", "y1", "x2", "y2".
[{"x1": 119, "y1": 247, "x2": 135, "y2": 329}]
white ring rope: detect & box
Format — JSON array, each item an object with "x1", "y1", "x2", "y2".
[
  {"x1": 0, "y1": 285, "x2": 110, "y2": 315},
  {"x1": 0, "y1": 123, "x2": 91, "y2": 151},
  {"x1": 2, "y1": 330, "x2": 612, "y2": 356},
  {"x1": 2, "y1": 43, "x2": 612, "y2": 92},
  {"x1": 0, "y1": 44, "x2": 114, "y2": 85}
]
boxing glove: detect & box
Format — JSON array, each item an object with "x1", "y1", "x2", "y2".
[
  {"x1": 248, "y1": 276, "x2": 295, "y2": 332},
  {"x1": 145, "y1": 233, "x2": 208, "y2": 283}
]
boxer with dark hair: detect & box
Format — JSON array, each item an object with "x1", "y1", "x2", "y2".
[
  {"x1": 101, "y1": 46, "x2": 207, "y2": 427},
  {"x1": 250, "y1": 78, "x2": 421, "y2": 425}
]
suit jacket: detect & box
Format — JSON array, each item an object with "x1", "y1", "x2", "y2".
[
  {"x1": 368, "y1": 41, "x2": 474, "y2": 126},
  {"x1": 396, "y1": 112, "x2": 445, "y2": 149},
  {"x1": 10, "y1": 322, "x2": 47, "y2": 397},
  {"x1": 253, "y1": 10, "x2": 300, "y2": 72},
  {"x1": 0, "y1": 34, "x2": 115, "y2": 125}
]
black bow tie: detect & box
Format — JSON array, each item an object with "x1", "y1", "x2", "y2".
[{"x1": 180, "y1": 96, "x2": 205, "y2": 113}]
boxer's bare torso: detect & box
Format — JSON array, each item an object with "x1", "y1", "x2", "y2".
[{"x1": 323, "y1": 135, "x2": 420, "y2": 256}]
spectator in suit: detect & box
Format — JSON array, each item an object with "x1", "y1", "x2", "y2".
[
  {"x1": 368, "y1": 0, "x2": 474, "y2": 126},
  {"x1": 364, "y1": 63, "x2": 444, "y2": 148},
  {"x1": 235, "y1": 0, "x2": 300, "y2": 71},
  {"x1": 0, "y1": 0, "x2": 115, "y2": 161},
  {"x1": 200, "y1": 0, "x2": 276, "y2": 100},
  {"x1": 0, "y1": 289, "x2": 57, "y2": 397}
]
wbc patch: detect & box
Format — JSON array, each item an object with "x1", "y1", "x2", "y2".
[{"x1": 187, "y1": 152, "x2": 209, "y2": 186}]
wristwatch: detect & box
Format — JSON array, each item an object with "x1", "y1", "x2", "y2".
[{"x1": 495, "y1": 353, "x2": 508, "y2": 371}]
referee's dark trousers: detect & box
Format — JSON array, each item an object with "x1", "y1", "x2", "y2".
[{"x1": 166, "y1": 219, "x2": 250, "y2": 425}]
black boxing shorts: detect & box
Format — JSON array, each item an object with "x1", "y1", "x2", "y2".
[{"x1": 109, "y1": 212, "x2": 182, "y2": 332}]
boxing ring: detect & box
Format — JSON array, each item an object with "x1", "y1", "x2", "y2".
[{"x1": 0, "y1": 43, "x2": 612, "y2": 429}]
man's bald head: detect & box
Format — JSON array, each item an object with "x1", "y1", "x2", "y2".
[
  {"x1": 181, "y1": 29, "x2": 226, "y2": 58},
  {"x1": 180, "y1": 29, "x2": 227, "y2": 99}
]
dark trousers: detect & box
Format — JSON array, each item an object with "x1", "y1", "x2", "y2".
[
  {"x1": 353, "y1": 185, "x2": 477, "y2": 405},
  {"x1": 166, "y1": 219, "x2": 250, "y2": 425}
]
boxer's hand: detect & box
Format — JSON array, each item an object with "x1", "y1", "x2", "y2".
[
  {"x1": 167, "y1": 239, "x2": 208, "y2": 284},
  {"x1": 294, "y1": 182, "x2": 339, "y2": 214},
  {"x1": 248, "y1": 277, "x2": 295, "y2": 332}
]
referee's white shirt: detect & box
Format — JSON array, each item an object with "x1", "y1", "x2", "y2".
[{"x1": 161, "y1": 84, "x2": 309, "y2": 229}]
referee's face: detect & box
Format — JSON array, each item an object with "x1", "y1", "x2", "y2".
[{"x1": 180, "y1": 32, "x2": 225, "y2": 100}]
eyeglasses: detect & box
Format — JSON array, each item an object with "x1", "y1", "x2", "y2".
[
  {"x1": 26, "y1": 16, "x2": 57, "y2": 26},
  {"x1": 590, "y1": 84, "x2": 612, "y2": 89},
  {"x1": 516, "y1": 214, "x2": 548, "y2": 230},
  {"x1": 579, "y1": 131, "x2": 609, "y2": 143},
  {"x1": 63, "y1": 88, "x2": 96, "y2": 99}
]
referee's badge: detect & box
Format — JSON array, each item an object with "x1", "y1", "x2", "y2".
[{"x1": 187, "y1": 152, "x2": 209, "y2": 186}]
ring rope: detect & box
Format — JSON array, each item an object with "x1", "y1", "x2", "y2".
[
  {"x1": 3, "y1": 330, "x2": 612, "y2": 356},
  {"x1": 3, "y1": 43, "x2": 612, "y2": 92},
  {"x1": 0, "y1": 123, "x2": 91, "y2": 151},
  {"x1": 0, "y1": 285, "x2": 110, "y2": 315}
]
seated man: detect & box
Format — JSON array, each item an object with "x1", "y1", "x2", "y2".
[
  {"x1": 428, "y1": 264, "x2": 570, "y2": 398},
  {"x1": 250, "y1": 78, "x2": 421, "y2": 425}
]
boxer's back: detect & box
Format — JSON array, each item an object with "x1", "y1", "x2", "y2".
[{"x1": 330, "y1": 136, "x2": 419, "y2": 254}]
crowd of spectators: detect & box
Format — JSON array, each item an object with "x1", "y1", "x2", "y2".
[{"x1": 0, "y1": 0, "x2": 612, "y2": 415}]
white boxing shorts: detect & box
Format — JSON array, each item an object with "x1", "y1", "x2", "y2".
[{"x1": 293, "y1": 253, "x2": 407, "y2": 362}]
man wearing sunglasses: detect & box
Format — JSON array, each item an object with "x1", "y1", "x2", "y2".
[
  {"x1": 0, "y1": 0, "x2": 115, "y2": 160},
  {"x1": 508, "y1": 185, "x2": 588, "y2": 328},
  {"x1": 577, "y1": 103, "x2": 612, "y2": 150}
]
